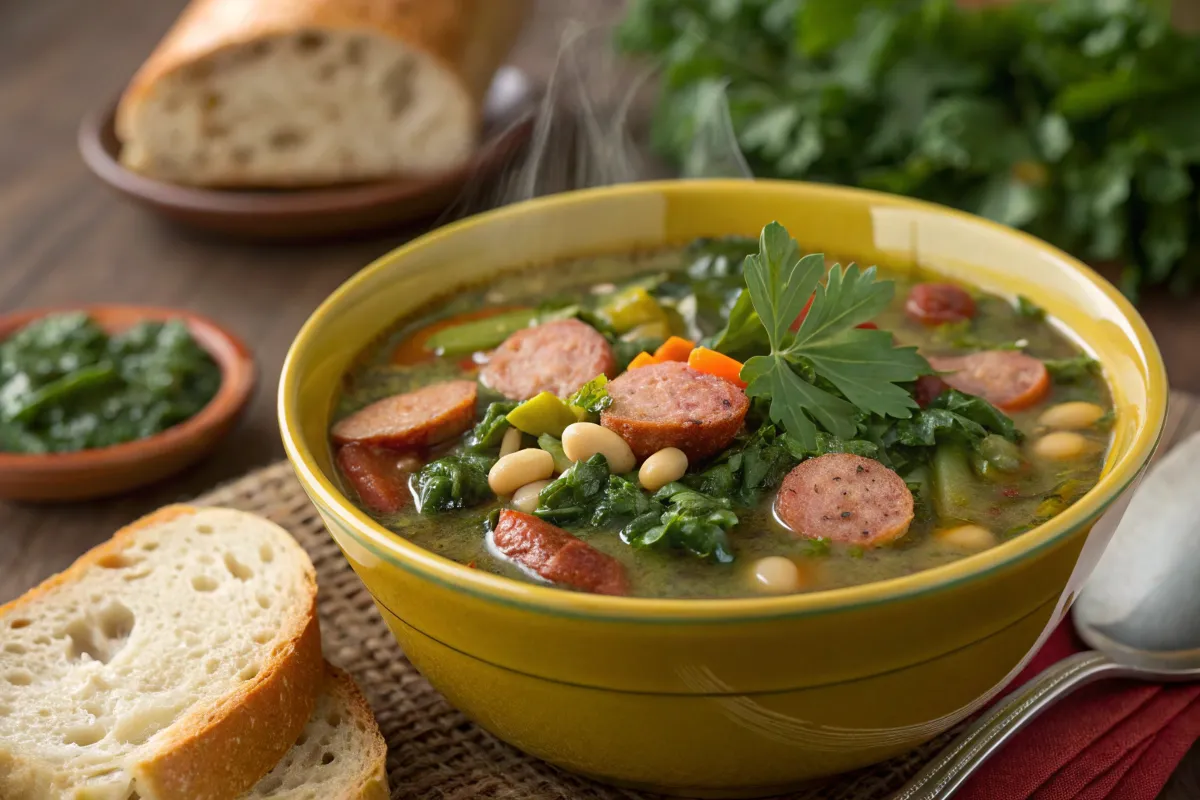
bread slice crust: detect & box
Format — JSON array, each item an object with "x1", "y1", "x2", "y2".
[
  {"x1": 245, "y1": 665, "x2": 388, "y2": 800},
  {"x1": 0, "y1": 505, "x2": 323, "y2": 800}
]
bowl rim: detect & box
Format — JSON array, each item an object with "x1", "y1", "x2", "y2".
[
  {"x1": 0, "y1": 304, "x2": 255, "y2": 473},
  {"x1": 279, "y1": 179, "x2": 1168, "y2": 623}
]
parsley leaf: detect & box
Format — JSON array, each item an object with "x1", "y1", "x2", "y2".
[
  {"x1": 789, "y1": 260, "x2": 893, "y2": 344},
  {"x1": 736, "y1": 222, "x2": 931, "y2": 449},
  {"x1": 709, "y1": 289, "x2": 766, "y2": 355},
  {"x1": 744, "y1": 223, "x2": 822, "y2": 345},
  {"x1": 795, "y1": 326, "x2": 929, "y2": 419},
  {"x1": 743, "y1": 355, "x2": 858, "y2": 445}
]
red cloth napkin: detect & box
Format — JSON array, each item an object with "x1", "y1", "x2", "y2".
[{"x1": 957, "y1": 618, "x2": 1200, "y2": 800}]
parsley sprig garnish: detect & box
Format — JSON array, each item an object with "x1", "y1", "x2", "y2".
[{"x1": 725, "y1": 222, "x2": 931, "y2": 450}]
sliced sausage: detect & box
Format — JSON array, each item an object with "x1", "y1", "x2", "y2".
[
  {"x1": 913, "y1": 374, "x2": 948, "y2": 408},
  {"x1": 335, "y1": 443, "x2": 420, "y2": 514},
  {"x1": 928, "y1": 350, "x2": 1050, "y2": 411},
  {"x1": 480, "y1": 319, "x2": 615, "y2": 401},
  {"x1": 490, "y1": 510, "x2": 629, "y2": 596},
  {"x1": 775, "y1": 454, "x2": 914, "y2": 546},
  {"x1": 906, "y1": 283, "x2": 976, "y2": 326},
  {"x1": 600, "y1": 361, "x2": 749, "y2": 461},
  {"x1": 331, "y1": 380, "x2": 477, "y2": 448}
]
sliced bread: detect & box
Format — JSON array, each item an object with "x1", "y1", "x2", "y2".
[
  {"x1": 245, "y1": 665, "x2": 387, "y2": 800},
  {"x1": 0, "y1": 505, "x2": 323, "y2": 800},
  {"x1": 116, "y1": 0, "x2": 532, "y2": 187}
]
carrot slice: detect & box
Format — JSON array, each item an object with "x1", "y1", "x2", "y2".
[
  {"x1": 654, "y1": 335, "x2": 696, "y2": 362},
  {"x1": 627, "y1": 351, "x2": 661, "y2": 370},
  {"x1": 687, "y1": 346, "x2": 746, "y2": 389}
]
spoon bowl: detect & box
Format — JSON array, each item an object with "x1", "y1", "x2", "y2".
[
  {"x1": 1074, "y1": 429, "x2": 1200, "y2": 672},
  {"x1": 891, "y1": 429, "x2": 1200, "y2": 799}
]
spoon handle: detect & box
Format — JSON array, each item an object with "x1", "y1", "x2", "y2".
[{"x1": 888, "y1": 650, "x2": 1125, "y2": 800}]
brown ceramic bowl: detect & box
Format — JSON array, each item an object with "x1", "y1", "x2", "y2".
[
  {"x1": 77, "y1": 77, "x2": 535, "y2": 241},
  {"x1": 0, "y1": 306, "x2": 255, "y2": 502}
]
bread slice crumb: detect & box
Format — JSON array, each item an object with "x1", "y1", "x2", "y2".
[{"x1": 0, "y1": 505, "x2": 323, "y2": 800}]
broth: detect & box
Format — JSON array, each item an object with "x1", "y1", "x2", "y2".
[{"x1": 331, "y1": 237, "x2": 1112, "y2": 599}]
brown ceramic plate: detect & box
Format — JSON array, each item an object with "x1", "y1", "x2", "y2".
[
  {"x1": 78, "y1": 69, "x2": 535, "y2": 241},
  {"x1": 0, "y1": 306, "x2": 255, "y2": 502}
]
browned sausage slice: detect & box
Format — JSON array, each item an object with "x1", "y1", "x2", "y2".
[
  {"x1": 913, "y1": 374, "x2": 948, "y2": 408},
  {"x1": 905, "y1": 283, "x2": 976, "y2": 325},
  {"x1": 928, "y1": 350, "x2": 1050, "y2": 411},
  {"x1": 480, "y1": 319, "x2": 615, "y2": 401},
  {"x1": 331, "y1": 380, "x2": 477, "y2": 448},
  {"x1": 775, "y1": 454, "x2": 914, "y2": 546},
  {"x1": 601, "y1": 361, "x2": 749, "y2": 461},
  {"x1": 490, "y1": 510, "x2": 629, "y2": 596},
  {"x1": 335, "y1": 443, "x2": 418, "y2": 515}
]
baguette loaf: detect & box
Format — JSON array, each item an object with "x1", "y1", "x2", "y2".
[
  {"x1": 0, "y1": 505, "x2": 323, "y2": 800},
  {"x1": 245, "y1": 665, "x2": 387, "y2": 800},
  {"x1": 116, "y1": 0, "x2": 532, "y2": 187}
]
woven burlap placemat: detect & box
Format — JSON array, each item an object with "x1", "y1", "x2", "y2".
[{"x1": 196, "y1": 461, "x2": 963, "y2": 800}]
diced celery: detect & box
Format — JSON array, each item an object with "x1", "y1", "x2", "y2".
[
  {"x1": 931, "y1": 443, "x2": 981, "y2": 522},
  {"x1": 537, "y1": 433, "x2": 574, "y2": 473},
  {"x1": 423, "y1": 309, "x2": 538, "y2": 356},
  {"x1": 624, "y1": 320, "x2": 673, "y2": 341},
  {"x1": 597, "y1": 287, "x2": 669, "y2": 334},
  {"x1": 507, "y1": 392, "x2": 579, "y2": 437},
  {"x1": 662, "y1": 304, "x2": 692, "y2": 338},
  {"x1": 972, "y1": 434, "x2": 1024, "y2": 479}
]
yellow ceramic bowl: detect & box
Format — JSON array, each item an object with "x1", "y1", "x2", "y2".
[{"x1": 279, "y1": 180, "x2": 1167, "y2": 798}]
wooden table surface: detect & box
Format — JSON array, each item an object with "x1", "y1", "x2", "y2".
[{"x1": 1, "y1": 0, "x2": 1198, "y2": 795}]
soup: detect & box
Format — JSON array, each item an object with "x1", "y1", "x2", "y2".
[{"x1": 329, "y1": 222, "x2": 1112, "y2": 599}]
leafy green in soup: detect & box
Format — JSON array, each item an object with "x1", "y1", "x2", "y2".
[{"x1": 329, "y1": 222, "x2": 1112, "y2": 599}]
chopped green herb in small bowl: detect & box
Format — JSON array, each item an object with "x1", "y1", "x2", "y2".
[{"x1": 0, "y1": 306, "x2": 254, "y2": 501}]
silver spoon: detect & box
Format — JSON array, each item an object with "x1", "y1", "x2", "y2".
[{"x1": 890, "y1": 429, "x2": 1200, "y2": 800}]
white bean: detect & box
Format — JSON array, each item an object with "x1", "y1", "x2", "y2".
[
  {"x1": 935, "y1": 524, "x2": 996, "y2": 552},
  {"x1": 561, "y1": 422, "x2": 636, "y2": 474},
  {"x1": 488, "y1": 449, "x2": 554, "y2": 496},
  {"x1": 498, "y1": 426, "x2": 523, "y2": 458},
  {"x1": 511, "y1": 479, "x2": 552, "y2": 513},
  {"x1": 638, "y1": 447, "x2": 689, "y2": 491},
  {"x1": 1038, "y1": 401, "x2": 1106, "y2": 431},
  {"x1": 751, "y1": 556, "x2": 802, "y2": 594},
  {"x1": 1033, "y1": 431, "x2": 1092, "y2": 462}
]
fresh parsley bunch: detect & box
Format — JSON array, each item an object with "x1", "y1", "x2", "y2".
[{"x1": 619, "y1": 0, "x2": 1200, "y2": 297}]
